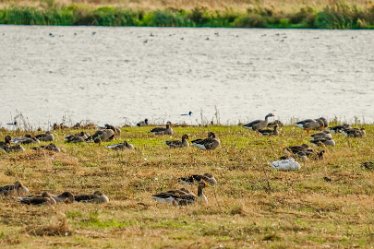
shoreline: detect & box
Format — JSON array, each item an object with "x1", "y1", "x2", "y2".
[{"x1": 0, "y1": 3, "x2": 373, "y2": 29}]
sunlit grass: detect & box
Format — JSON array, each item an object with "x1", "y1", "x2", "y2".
[{"x1": 0, "y1": 124, "x2": 373, "y2": 248}]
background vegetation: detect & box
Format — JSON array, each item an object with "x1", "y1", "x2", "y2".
[
  {"x1": 0, "y1": 124, "x2": 373, "y2": 248},
  {"x1": 0, "y1": 0, "x2": 373, "y2": 28}
]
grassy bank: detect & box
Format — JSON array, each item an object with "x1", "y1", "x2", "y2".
[
  {"x1": 0, "y1": 125, "x2": 373, "y2": 248},
  {"x1": 0, "y1": 1, "x2": 373, "y2": 28}
]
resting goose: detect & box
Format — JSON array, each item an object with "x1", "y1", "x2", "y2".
[
  {"x1": 152, "y1": 181, "x2": 207, "y2": 206},
  {"x1": 74, "y1": 191, "x2": 109, "y2": 203},
  {"x1": 35, "y1": 131, "x2": 54, "y2": 142},
  {"x1": 33, "y1": 143, "x2": 61, "y2": 152},
  {"x1": 107, "y1": 141, "x2": 134, "y2": 150},
  {"x1": 150, "y1": 121, "x2": 173, "y2": 135},
  {"x1": 271, "y1": 157, "x2": 301, "y2": 171},
  {"x1": 99, "y1": 124, "x2": 121, "y2": 137},
  {"x1": 342, "y1": 128, "x2": 366, "y2": 138},
  {"x1": 243, "y1": 113, "x2": 275, "y2": 131},
  {"x1": 0, "y1": 181, "x2": 29, "y2": 196},
  {"x1": 191, "y1": 132, "x2": 220, "y2": 150},
  {"x1": 19, "y1": 192, "x2": 57, "y2": 205},
  {"x1": 166, "y1": 134, "x2": 189, "y2": 148},
  {"x1": 178, "y1": 173, "x2": 217, "y2": 186},
  {"x1": 87, "y1": 129, "x2": 115, "y2": 143},
  {"x1": 12, "y1": 134, "x2": 39, "y2": 144},
  {"x1": 65, "y1": 132, "x2": 90, "y2": 143},
  {"x1": 258, "y1": 124, "x2": 280, "y2": 136},
  {"x1": 137, "y1": 119, "x2": 149, "y2": 127},
  {"x1": 268, "y1": 120, "x2": 284, "y2": 128},
  {"x1": 52, "y1": 192, "x2": 75, "y2": 203},
  {"x1": 296, "y1": 117, "x2": 328, "y2": 131},
  {"x1": 329, "y1": 124, "x2": 351, "y2": 134}
]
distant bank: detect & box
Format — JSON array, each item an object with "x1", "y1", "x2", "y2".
[{"x1": 0, "y1": 1, "x2": 373, "y2": 29}]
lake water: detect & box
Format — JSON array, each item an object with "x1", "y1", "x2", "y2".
[{"x1": 0, "y1": 26, "x2": 373, "y2": 128}]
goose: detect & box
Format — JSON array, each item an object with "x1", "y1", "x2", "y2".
[
  {"x1": 311, "y1": 138, "x2": 336, "y2": 146},
  {"x1": 150, "y1": 121, "x2": 173, "y2": 135},
  {"x1": 342, "y1": 128, "x2": 366, "y2": 138},
  {"x1": 12, "y1": 134, "x2": 39, "y2": 144},
  {"x1": 258, "y1": 124, "x2": 280, "y2": 136},
  {"x1": 191, "y1": 132, "x2": 220, "y2": 150},
  {"x1": 285, "y1": 144, "x2": 311, "y2": 155},
  {"x1": 87, "y1": 129, "x2": 115, "y2": 143},
  {"x1": 74, "y1": 191, "x2": 109, "y2": 203},
  {"x1": 267, "y1": 120, "x2": 284, "y2": 128},
  {"x1": 5, "y1": 144, "x2": 25, "y2": 153},
  {"x1": 0, "y1": 181, "x2": 29, "y2": 196},
  {"x1": 107, "y1": 141, "x2": 134, "y2": 150},
  {"x1": 52, "y1": 192, "x2": 75, "y2": 203},
  {"x1": 178, "y1": 173, "x2": 217, "y2": 186},
  {"x1": 152, "y1": 181, "x2": 207, "y2": 206},
  {"x1": 99, "y1": 124, "x2": 121, "y2": 137},
  {"x1": 32, "y1": 143, "x2": 61, "y2": 152},
  {"x1": 19, "y1": 192, "x2": 57, "y2": 205},
  {"x1": 65, "y1": 132, "x2": 90, "y2": 143},
  {"x1": 165, "y1": 134, "x2": 189, "y2": 148},
  {"x1": 0, "y1": 135, "x2": 12, "y2": 147},
  {"x1": 311, "y1": 131, "x2": 333, "y2": 140},
  {"x1": 35, "y1": 131, "x2": 54, "y2": 142},
  {"x1": 52, "y1": 123, "x2": 69, "y2": 130},
  {"x1": 137, "y1": 119, "x2": 149, "y2": 127},
  {"x1": 271, "y1": 157, "x2": 301, "y2": 171},
  {"x1": 296, "y1": 117, "x2": 328, "y2": 131},
  {"x1": 243, "y1": 113, "x2": 275, "y2": 131},
  {"x1": 361, "y1": 161, "x2": 374, "y2": 170},
  {"x1": 329, "y1": 124, "x2": 350, "y2": 134}
]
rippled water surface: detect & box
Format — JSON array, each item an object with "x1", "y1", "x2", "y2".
[{"x1": 0, "y1": 26, "x2": 373, "y2": 127}]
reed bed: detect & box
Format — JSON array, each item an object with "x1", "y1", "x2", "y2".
[
  {"x1": 0, "y1": 0, "x2": 373, "y2": 28},
  {"x1": 0, "y1": 125, "x2": 373, "y2": 248}
]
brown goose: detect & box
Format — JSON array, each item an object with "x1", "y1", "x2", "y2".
[
  {"x1": 107, "y1": 141, "x2": 134, "y2": 150},
  {"x1": 178, "y1": 173, "x2": 217, "y2": 186},
  {"x1": 166, "y1": 134, "x2": 189, "y2": 148},
  {"x1": 342, "y1": 128, "x2": 366, "y2": 138},
  {"x1": 87, "y1": 129, "x2": 115, "y2": 143},
  {"x1": 99, "y1": 124, "x2": 121, "y2": 138},
  {"x1": 52, "y1": 192, "x2": 75, "y2": 203},
  {"x1": 268, "y1": 120, "x2": 284, "y2": 128},
  {"x1": 0, "y1": 181, "x2": 29, "y2": 196},
  {"x1": 150, "y1": 121, "x2": 173, "y2": 135},
  {"x1": 258, "y1": 124, "x2": 280, "y2": 136},
  {"x1": 191, "y1": 132, "x2": 220, "y2": 150},
  {"x1": 74, "y1": 191, "x2": 109, "y2": 203},
  {"x1": 243, "y1": 113, "x2": 275, "y2": 131},
  {"x1": 152, "y1": 181, "x2": 207, "y2": 206},
  {"x1": 310, "y1": 131, "x2": 335, "y2": 146},
  {"x1": 35, "y1": 131, "x2": 54, "y2": 142},
  {"x1": 65, "y1": 132, "x2": 90, "y2": 143},
  {"x1": 296, "y1": 117, "x2": 328, "y2": 131},
  {"x1": 19, "y1": 192, "x2": 57, "y2": 205},
  {"x1": 32, "y1": 143, "x2": 61, "y2": 152}
]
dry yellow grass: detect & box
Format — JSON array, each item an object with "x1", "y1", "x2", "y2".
[
  {"x1": 0, "y1": 125, "x2": 373, "y2": 248},
  {"x1": 0, "y1": 0, "x2": 372, "y2": 12}
]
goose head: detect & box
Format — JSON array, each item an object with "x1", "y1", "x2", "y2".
[
  {"x1": 4, "y1": 135, "x2": 12, "y2": 144},
  {"x1": 265, "y1": 113, "x2": 275, "y2": 120},
  {"x1": 181, "y1": 134, "x2": 189, "y2": 140},
  {"x1": 202, "y1": 173, "x2": 217, "y2": 185},
  {"x1": 207, "y1": 132, "x2": 216, "y2": 139},
  {"x1": 145, "y1": 119, "x2": 149, "y2": 125},
  {"x1": 14, "y1": 181, "x2": 29, "y2": 194}
]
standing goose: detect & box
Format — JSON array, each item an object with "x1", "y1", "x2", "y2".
[
  {"x1": 19, "y1": 192, "x2": 57, "y2": 205},
  {"x1": 165, "y1": 134, "x2": 189, "y2": 148},
  {"x1": 178, "y1": 173, "x2": 217, "y2": 186},
  {"x1": 152, "y1": 181, "x2": 207, "y2": 206},
  {"x1": 150, "y1": 121, "x2": 173, "y2": 135},
  {"x1": 74, "y1": 191, "x2": 109, "y2": 203},
  {"x1": 0, "y1": 181, "x2": 29, "y2": 196},
  {"x1": 191, "y1": 132, "x2": 220, "y2": 150},
  {"x1": 35, "y1": 131, "x2": 54, "y2": 142},
  {"x1": 107, "y1": 141, "x2": 134, "y2": 150},
  {"x1": 258, "y1": 124, "x2": 280, "y2": 136},
  {"x1": 243, "y1": 113, "x2": 275, "y2": 131}
]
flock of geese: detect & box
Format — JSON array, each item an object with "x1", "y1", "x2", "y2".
[{"x1": 0, "y1": 113, "x2": 368, "y2": 206}]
